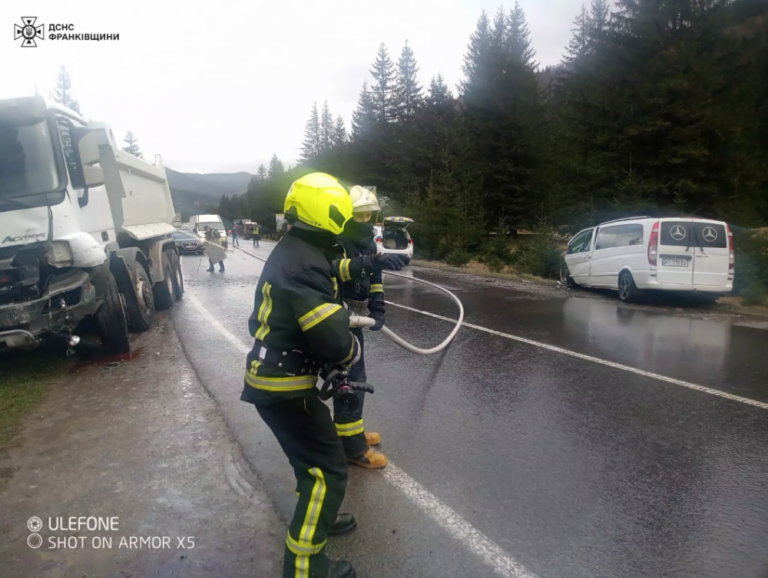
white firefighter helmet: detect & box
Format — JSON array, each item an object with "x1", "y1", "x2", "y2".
[{"x1": 349, "y1": 185, "x2": 381, "y2": 213}]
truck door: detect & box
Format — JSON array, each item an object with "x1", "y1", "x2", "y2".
[
  {"x1": 656, "y1": 219, "x2": 695, "y2": 285},
  {"x1": 690, "y1": 221, "x2": 729, "y2": 288}
]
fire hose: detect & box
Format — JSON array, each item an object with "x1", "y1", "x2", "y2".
[{"x1": 236, "y1": 248, "x2": 464, "y2": 355}]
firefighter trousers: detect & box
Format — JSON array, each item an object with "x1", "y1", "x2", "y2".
[
  {"x1": 334, "y1": 326, "x2": 368, "y2": 459},
  {"x1": 256, "y1": 396, "x2": 348, "y2": 578}
]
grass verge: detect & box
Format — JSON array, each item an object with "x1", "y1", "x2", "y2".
[
  {"x1": 0, "y1": 353, "x2": 69, "y2": 447},
  {"x1": 411, "y1": 258, "x2": 560, "y2": 286}
]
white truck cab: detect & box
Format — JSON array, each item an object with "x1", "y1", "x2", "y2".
[{"x1": 0, "y1": 96, "x2": 183, "y2": 353}]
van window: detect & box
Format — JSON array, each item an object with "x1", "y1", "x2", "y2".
[
  {"x1": 616, "y1": 224, "x2": 644, "y2": 247},
  {"x1": 594, "y1": 226, "x2": 619, "y2": 250},
  {"x1": 567, "y1": 229, "x2": 593, "y2": 254}
]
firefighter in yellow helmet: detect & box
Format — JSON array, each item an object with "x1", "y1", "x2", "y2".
[
  {"x1": 332, "y1": 186, "x2": 408, "y2": 468},
  {"x1": 240, "y1": 173, "x2": 360, "y2": 578}
]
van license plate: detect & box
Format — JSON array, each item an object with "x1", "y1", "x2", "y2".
[{"x1": 662, "y1": 258, "x2": 688, "y2": 267}]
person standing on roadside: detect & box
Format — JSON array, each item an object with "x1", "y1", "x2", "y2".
[
  {"x1": 252, "y1": 222, "x2": 261, "y2": 248},
  {"x1": 231, "y1": 225, "x2": 240, "y2": 247},
  {"x1": 241, "y1": 173, "x2": 360, "y2": 578}
]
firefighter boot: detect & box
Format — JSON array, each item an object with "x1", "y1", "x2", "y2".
[
  {"x1": 313, "y1": 560, "x2": 356, "y2": 578},
  {"x1": 365, "y1": 431, "x2": 381, "y2": 446},
  {"x1": 347, "y1": 448, "x2": 387, "y2": 469},
  {"x1": 328, "y1": 513, "x2": 357, "y2": 537},
  {"x1": 219, "y1": 262, "x2": 225, "y2": 272}
]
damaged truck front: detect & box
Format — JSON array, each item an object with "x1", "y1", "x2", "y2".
[{"x1": 0, "y1": 96, "x2": 182, "y2": 354}]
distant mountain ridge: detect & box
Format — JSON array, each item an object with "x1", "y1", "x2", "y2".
[{"x1": 165, "y1": 168, "x2": 253, "y2": 199}]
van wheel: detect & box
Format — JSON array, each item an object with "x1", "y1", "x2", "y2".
[
  {"x1": 124, "y1": 260, "x2": 155, "y2": 332},
  {"x1": 153, "y1": 252, "x2": 175, "y2": 311},
  {"x1": 96, "y1": 272, "x2": 131, "y2": 354},
  {"x1": 167, "y1": 249, "x2": 184, "y2": 300},
  {"x1": 618, "y1": 271, "x2": 640, "y2": 303}
]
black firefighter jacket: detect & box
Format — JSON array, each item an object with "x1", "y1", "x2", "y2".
[
  {"x1": 240, "y1": 229, "x2": 359, "y2": 406},
  {"x1": 334, "y1": 236, "x2": 385, "y2": 317}
]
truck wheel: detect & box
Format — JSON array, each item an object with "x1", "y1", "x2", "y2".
[
  {"x1": 96, "y1": 272, "x2": 131, "y2": 354},
  {"x1": 167, "y1": 249, "x2": 184, "y2": 301},
  {"x1": 124, "y1": 260, "x2": 155, "y2": 332},
  {"x1": 618, "y1": 271, "x2": 640, "y2": 303},
  {"x1": 153, "y1": 252, "x2": 175, "y2": 311}
]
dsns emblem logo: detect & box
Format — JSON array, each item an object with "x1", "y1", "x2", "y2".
[{"x1": 14, "y1": 17, "x2": 44, "y2": 47}]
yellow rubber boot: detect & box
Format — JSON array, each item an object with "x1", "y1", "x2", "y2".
[
  {"x1": 348, "y1": 448, "x2": 388, "y2": 469},
  {"x1": 365, "y1": 431, "x2": 381, "y2": 446}
]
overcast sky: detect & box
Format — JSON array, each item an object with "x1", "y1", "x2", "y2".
[{"x1": 1, "y1": 0, "x2": 581, "y2": 174}]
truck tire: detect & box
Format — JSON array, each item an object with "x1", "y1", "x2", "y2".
[
  {"x1": 96, "y1": 272, "x2": 131, "y2": 354},
  {"x1": 167, "y1": 249, "x2": 184, "y2": 301},
  {"x1": 153, "y1": 252, "x2": 175, "y2": 311},
  {"x1": 124, "y1": 260, "x2": 155, "y2": 332}
]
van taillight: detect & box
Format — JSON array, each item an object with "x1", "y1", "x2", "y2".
[
  {"x1": 648, "y1": 222, "x2": 659, "y2": 266},
  {"x1": 727, "y1": 224, "x2": 734, "y2": 273},
  {"x1": 375, "y1": 236, "x2": 382, "y2": 243},
  {"x1": 409, "y1": 238, "x2": 413, "y2": 244}
]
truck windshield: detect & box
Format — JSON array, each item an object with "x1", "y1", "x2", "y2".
[{"x1": 0, "y1": 118, "x2": 59, "y2": 198}]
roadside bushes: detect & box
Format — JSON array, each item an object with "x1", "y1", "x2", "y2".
[
  {"x1": 510, "y1": 230, "x2": 566, "y2": 279},
  {"x1": 733, "y1": 227, "x2": 768, "y2": 305}
]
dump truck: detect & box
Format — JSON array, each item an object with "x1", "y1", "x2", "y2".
[{"x1": 0, "y1": 96, "x2": 183, "y2": 354}]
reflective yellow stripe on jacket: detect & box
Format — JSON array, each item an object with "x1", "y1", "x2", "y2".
[
  {"x1": 245, "y1": 361, "x2": 316, "y2": 392},
  {"x1": 254, "y1": 283, "x2": 274, "y2": 340},
  {"x1": 298, "y1": 303, "x2": 342, "y2": 332},
  {"x1": 338, "y1": 259, "x2": 352, "y2": 282},
  {"x1": 370, "y1": 283, "x2": 383, "y2": 293}
]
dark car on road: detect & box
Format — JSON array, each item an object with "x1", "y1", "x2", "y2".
[{"x1": 172, "y1": 231, "x2": 204, "y2": 255}]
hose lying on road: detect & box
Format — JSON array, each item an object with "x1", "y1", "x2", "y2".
[{"x1": 235, "y1": 247, "x2": 464, "y2": 355}]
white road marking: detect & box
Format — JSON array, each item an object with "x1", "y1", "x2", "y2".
[
  {"x1": 184, "y1": 292, "x2": 537, "y2": 578},
  {"x1": 386, "y1": 301, "x2": 768, "y2": 411},
  {"x1": 234, "y1": 245, "x2": 768, "y2": 410}
]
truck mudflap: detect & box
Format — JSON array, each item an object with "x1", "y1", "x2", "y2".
[{"x1": 0, "y1": 268, "x2": 99, "y2": 350}]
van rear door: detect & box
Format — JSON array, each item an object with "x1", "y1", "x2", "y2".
[
  {"x1": 656, "y1": 219, "x2": 695, "y2": 285},
  {"x1": 690, "y1": 221, "x2": 729, "y2": 288}
]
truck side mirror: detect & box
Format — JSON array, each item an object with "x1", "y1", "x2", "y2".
[{"x1": 74, "y1": 129, "x2": 106, "y2": 188}]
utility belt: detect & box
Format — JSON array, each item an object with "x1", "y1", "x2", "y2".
[
  {"x1": 253, "y1": 340, "x2": 321, "y2": 376},
  {"x1": 344, "y1": 298, "x2": 368, "y2": 317}
]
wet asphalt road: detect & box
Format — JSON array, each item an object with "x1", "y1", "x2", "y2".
[{"x1": 173, "y1": 243, "x2": 768, "y2": 578}]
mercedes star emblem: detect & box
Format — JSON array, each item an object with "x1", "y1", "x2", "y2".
[
  {"x1": 702, "y1": 226, "x2": 718, "y2": 242},
  {"x1": 670, "y1": 225, "x2": 687, "y2": 241}
]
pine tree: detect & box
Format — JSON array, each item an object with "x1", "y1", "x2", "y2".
[
  {"x1": 256, "y1": 164, "x2": 268, "y2": 182},
  {"x1": 565, "y1": 6, "x2": 591, "y2": 63},
  {"x1": 427, "y1": 74, "x2": 452, "y2": 107},
  {"x1": 394, "y1": 40, "x2": 423, "y2": 120},
  {"x1": 369, "y1": 43, "x2": 397, "y2": 122},
  {"x1": 53, "y1": 66, "x2": 81, "y2": 114},
  {"x1": 268, "y1": 154, "x2": 285, "y2": 180},
  {"x1": 508, "y1": 2, "x2": 537, "y2": 69},
  {"x1": 299, "y1": 102, "x2": 321, "y2": 162},
  {"x1": 122, "y1": 131, "x2": 143, "y2": 158},
  {"x1": 461, "y1": 11, "x2": 491, "y2": 96},
  {"x1": 332, "y1": 115, "x2": 347, "y2": 147},
  {"x1": 351, "y1": 82, "x2": 378, "y2": 140},
  {"x1": 320, "y1": 101, "x2": 333, "y2": 153}
]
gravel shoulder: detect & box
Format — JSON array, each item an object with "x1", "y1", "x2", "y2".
[{"x1": 0, "y1": 315, "x2": 282, "y2": 578}]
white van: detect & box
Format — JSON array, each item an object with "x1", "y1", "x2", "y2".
[
  {"x1": 564, "y1": 217, "x2": 734, "y2": 302},
  {"x1": 189, "y1": 214, "x2": 226, "y2": 239}
]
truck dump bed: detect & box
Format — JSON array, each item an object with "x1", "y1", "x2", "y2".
[{"x1": 82, "y1": 125, "x2": 176, "y2": 241}]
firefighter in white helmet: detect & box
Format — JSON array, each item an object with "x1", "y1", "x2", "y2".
[{"x1": 332, "y1": 185, "x2": 409, "y2": 468}]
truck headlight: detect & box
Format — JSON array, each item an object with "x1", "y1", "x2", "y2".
[{"x1": 46, "y1": 241, "x2": 74, "y2": 267}]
